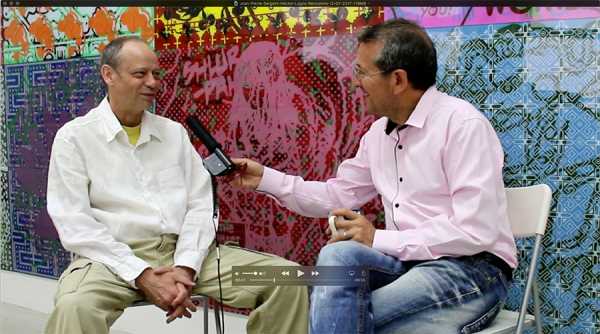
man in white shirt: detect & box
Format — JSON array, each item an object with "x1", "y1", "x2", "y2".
[{"x1": 44, "y1": 36, "x2": 308, "y2": 334}]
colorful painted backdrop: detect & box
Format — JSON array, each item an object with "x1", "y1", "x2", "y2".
[{"x1": 2, "y1": 6, "x2": 599, "y2": 333}]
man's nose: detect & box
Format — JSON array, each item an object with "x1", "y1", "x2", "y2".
[{"x1": 146, "y1": 74, "x2": 160, "y2": 89}]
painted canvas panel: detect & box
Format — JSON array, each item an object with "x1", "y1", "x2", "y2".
[
  {"x1": 1, "y1": 5, "x2": 154, "y2": 275},
  {"x1": 2, "y1": 6, "x2": 154, "y2": 64},
  {"x1": 155, "y1": 6, "x2": 385, "y2": 264},
  {"x1": 0, "y1": 5, "x2": 598, "y2": 333},
  {"x1": 0, "y1": 63, "x2": 10, "y2": 271},
  {"x1": 428, "y1": 18, "x2": 600, "y2": 333},
  {"x1": 155, "y1": 6, "x2": 380, "y2": 50},
  {"x1": 386, "y1": 6, "x2": 600, "y2": 28},
  {"x1": 5, "y1": 58, "x2": 105, "y2": 277}
]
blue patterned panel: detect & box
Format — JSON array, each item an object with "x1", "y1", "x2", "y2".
[
  {"x1": 0, "y1": 61, "x2": 11, "y2": 271},
  {"x1": 6, "y1": 58, "x2": 104, "y2": 278},
  {"x1": 0, "y1": 170, "x2": 10, "y2": 271},
  {"x1": 430, "y1": 18, "x2": 600, "y2": 334}
]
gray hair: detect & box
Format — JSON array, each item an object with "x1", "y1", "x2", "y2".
[{"x1": 357, "y1": 19, "x2": 437, "y2": 90}]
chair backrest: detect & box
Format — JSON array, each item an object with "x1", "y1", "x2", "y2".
[{"x1": 505, "y1": 184, "x2": 552, "y2": 237}]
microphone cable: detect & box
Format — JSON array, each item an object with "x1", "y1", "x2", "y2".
[
  {"x1": 210, "y1": 175, "x2": 225, "y2": 333},
  {"x1": 185, "y1": 115, "x2": 232, "y2": 332}
]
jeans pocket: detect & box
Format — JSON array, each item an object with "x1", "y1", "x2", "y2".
[
  {"x1": 497, "y1": 267, "x2": 510, "y2": 290},
  {"x1": 471, "y1": 257, "x2": 505, "y2": 291},
  {"x1": 55, "y1": 259, "x2": 93, "y2": 301},
  {"x1": 460, "y1": 300, "x2": 503, "y2": 334}
]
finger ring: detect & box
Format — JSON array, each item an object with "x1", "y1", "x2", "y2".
[{"x1": 343, "y1": 230, "x2": 347, "y2": 238}]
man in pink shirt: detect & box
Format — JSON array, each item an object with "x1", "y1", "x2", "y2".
[{"x1": 233, "y1": 19, "x2": 517, "y2": 333}]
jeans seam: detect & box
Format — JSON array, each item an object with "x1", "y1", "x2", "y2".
[
  {"x1": 375, "y1": 288, "x2": 482, "y2": 326},
  {"x1": 357, "y1": 286, "x2": 366, "y2": 334},
  {"x1": 364, "y1": 264, "x2": 404, "y2": 276},
  {"x1": 459, "y1": 300, "x2": 504, "y2": 334}
]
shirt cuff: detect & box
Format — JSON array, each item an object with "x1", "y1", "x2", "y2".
[
  {"x1": 372, "y1": 229, "x2": 401, "y2": 257},
  {"x1": 256, "y1": 166, "x2": 286, "y2": 200},
  {"x1": 112, "y1": 256, "x2": 151, "y2": 289},
  {"x1": 174, "y1": 248, "x2": 209, "y2": 280},
  {"x1": 373, "y1": 229, "x2": 435, "y2": 261}
]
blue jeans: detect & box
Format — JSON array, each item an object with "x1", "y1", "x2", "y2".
[{"x1": 310, "y1": 241, "x2": 510, "y2": 334}]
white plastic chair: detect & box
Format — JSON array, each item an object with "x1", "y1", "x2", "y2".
[
  {"x1": 476, "y1": 184, "x2": 552, "y2": 334},
  {"x1": 131, "y1": 295, "x2": 222, "y2": 334}
]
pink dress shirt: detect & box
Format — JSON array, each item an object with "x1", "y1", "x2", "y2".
[{"x1": 257, "y1": 86, "x2": 517, "y2": 268}]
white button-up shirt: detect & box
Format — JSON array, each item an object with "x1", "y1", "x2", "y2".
[{"x1": 47, "y1": 97, "x2": 214, "y2": 285}]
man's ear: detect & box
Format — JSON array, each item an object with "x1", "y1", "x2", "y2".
[
  {"x1": 390, "y1": 69, "x2": 409, "y2": 95},
  {"x1": 100, "y1": 64, "x2": 114, "y2": 86}
]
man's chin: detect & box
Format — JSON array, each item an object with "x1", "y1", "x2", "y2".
[
  {"x1": 364, "y1": 106, "x2": 379, "y2": 117},
  {"x1": 140, "y1": 100, "x2": 154, "y2": 110}
]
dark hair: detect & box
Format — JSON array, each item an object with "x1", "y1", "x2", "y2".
[
  {"x1": 100, "y1": 35, "x2": 145, "y2": 69},
  {"x1": 357, "y1": 19, "x2": 437, "y2": 90}
]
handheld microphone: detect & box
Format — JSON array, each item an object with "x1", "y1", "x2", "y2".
[{"x1": 186, "y1": 116, "x2": 235, "y2": 176}]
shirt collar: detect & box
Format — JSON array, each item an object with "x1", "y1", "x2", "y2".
[
  {"x1": 99, "y1": 97, "x2": 163, "y2": 144},
  {"x1": 384, "y1": 86, "x2": 439, "y2": 135},
  {"x1": 385, "y1": 119, "x2": 407, "y2": 135}
]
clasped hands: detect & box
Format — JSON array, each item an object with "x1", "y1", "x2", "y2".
[{"x1": 135, "y1": 266, "x2": 198, "y2": 323}]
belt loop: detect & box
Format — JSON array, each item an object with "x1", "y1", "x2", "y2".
[
  {"x1": 157, "y1": 234, "x2": 177, "y2": 252},
  {"x1": 157, "y1": 234, "x2": 167, "y2": 251}
]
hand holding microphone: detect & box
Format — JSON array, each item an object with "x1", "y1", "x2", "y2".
[
  {"x1": 186, "y1": 116, "x2": 235, "y2": 176},
  {"x1": 230, "y1": 158, "x2": 264, "y2": 190}
]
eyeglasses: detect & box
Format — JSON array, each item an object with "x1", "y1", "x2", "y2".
[{"x1": 352, "y1": 64, "x2": 387, "y2": 81}]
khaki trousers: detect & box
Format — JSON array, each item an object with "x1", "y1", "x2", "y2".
[{"x1": 44, "y1": 235, "x2": 308, "y2": 334}]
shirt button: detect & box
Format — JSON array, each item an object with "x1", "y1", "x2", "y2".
[
  {"x1": 398, "y1": 145, "x2": 403, "y2": 150},
  {"x1": 395, "y1": 203, "x2": 399, "y2": 208},
  {"x1": 399, "y1": 177, "x2": 403, "y2": 182}
]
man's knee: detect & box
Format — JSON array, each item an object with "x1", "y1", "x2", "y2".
[
  {"x1": 275, "y1": 284, "x2": 308, "y2": 302},
  {"x1": 53, "y1": 292, "x2": 97, "y2": 319},
  {"x1": 317, "y1": 240, "x2": 367, "y2": 266},
  {"x1": 273, "y1": 257, "x2": 301, "y2": 267}
]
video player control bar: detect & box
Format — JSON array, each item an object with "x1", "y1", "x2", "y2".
[{"x1": 232, "y1": 266, "x2": 368, "y2": 286}]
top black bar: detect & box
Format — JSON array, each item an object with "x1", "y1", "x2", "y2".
[{"x1": 2, "y1": 1, "x2": 599, "y2": 7}]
